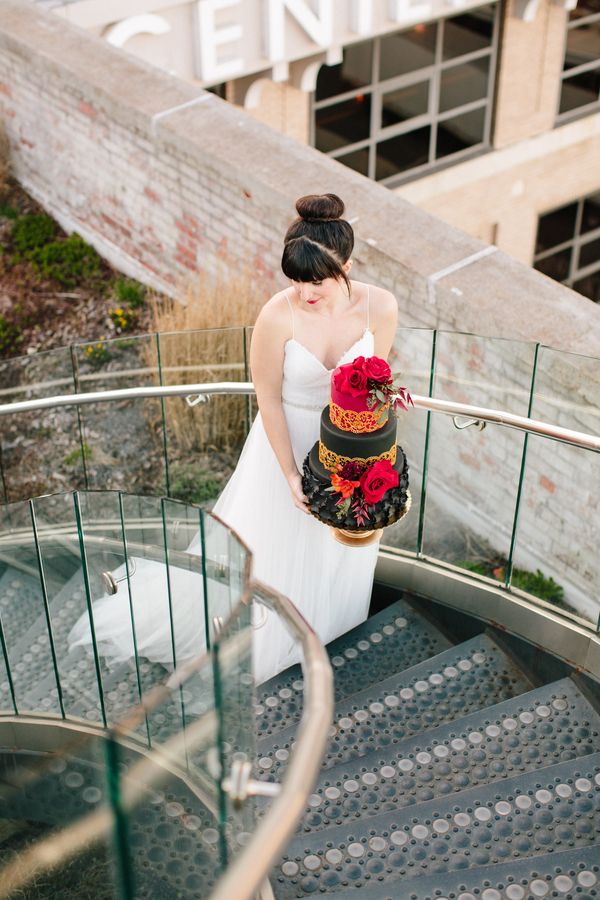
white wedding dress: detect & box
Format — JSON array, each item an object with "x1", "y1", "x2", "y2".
[{"x1": 69, "y1": 293, "x2": 379, "y2": 685}]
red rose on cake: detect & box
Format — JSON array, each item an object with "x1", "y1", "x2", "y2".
[
  {"x1": 359, "y1": 356, "x2": 392, "y2": 383},
  {"x1": 359, "y1": 459, "x2": 399, "y2": 504},
  {"x1": 333, "y1": 360, "x2": 369, "y2": 398}
]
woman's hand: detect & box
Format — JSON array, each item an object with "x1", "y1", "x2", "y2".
[{"x1": 288, "y1": 471, "x2": 310, "y2": 514}]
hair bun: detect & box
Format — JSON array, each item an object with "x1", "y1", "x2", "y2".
[{"x1": 295, "y1": 193, "x2": 345, "y2": 223}]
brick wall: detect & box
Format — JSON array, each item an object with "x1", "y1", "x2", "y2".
[{"x1": 0, "y1": 0, "x2": 598, "y2": 614}]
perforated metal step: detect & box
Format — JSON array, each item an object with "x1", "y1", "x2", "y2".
[
  {"x1": 255, "y1": 595, "x2": 452, "y2": 740},
  {"x1": 258, "y1": 633, "x2": 533, "y2": 779},
  {"x1": 292, "y1": 676, "x2": 600, "y2": 834},
  {"x1": 0, "y1": 749, "x2": 222, "y2": 896},
  {"x1": 322, "y1": 845, "x2": 600, "y2": 900},
  {"x1": 273, "y1": 752, "x2": 600, "y2": 898}
]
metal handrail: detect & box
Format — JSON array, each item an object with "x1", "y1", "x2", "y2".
[{"x1": 0, "y1": 382, "x2": 598, "y2": 451}]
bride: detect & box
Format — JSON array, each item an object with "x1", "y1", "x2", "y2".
[{"x1": 69, "y1": 193, "x2": 398, "y2": 685}]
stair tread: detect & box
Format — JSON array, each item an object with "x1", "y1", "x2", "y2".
[
  {"x1": 255, "y1": 595, "x2": 452, "y2": 740},
  {"x1": 273, "y1": 752, "x2": 600, "y2": 898},
  {"x1": 290, "y1": 676, "x2": 600, "y2": 834},
  {"x1": 317, "y1": 844, "x2": 600, "y2": 900},
  {"x1": 258, "y1": 633, "x2": 533, "y2": 776}
]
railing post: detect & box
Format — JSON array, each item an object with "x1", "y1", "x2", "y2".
[
  {"x1": 416, "y1": 329, "x2": 437, "y2": 557},
  {"x1": 155, "y1": 332, "x2": 171, "y2": 497},
  {"x1": 70, "y1": 343, "x2": 90, "y2": 491}
]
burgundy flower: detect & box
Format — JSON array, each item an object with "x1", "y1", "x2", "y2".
[
  {"x1": 339, "y1": 461, "x2": 366, "y2": 480},
  {"x1": 362, "y1": 357, "x2": 392, "y2": 383},
  {"x1": 333, "y1": 360, "x2": 369, "y2": 398}
]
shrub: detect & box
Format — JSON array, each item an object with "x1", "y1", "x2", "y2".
[
  {"x1": 0, "y1": 204, "x2": 17, "y2": 220},
  {"x1": 108, "y1": 306, "x2": 137, "y2": 332},
  {"x1": 31, "y1": 233, "x2": 102, "y2": 287},
  {"x1": 114, "y1": 278, "x2": 145, "y2": 309},
  {"x1": 64, "y1": 443, "x2": 93, "y2": 466},
  {"x1": 0, "y1": 314, "x2": 22, "y2": 355},
  {"x1": 169, "y1": 464, "x2": 223, "y2": 505},
  {"x1": 83, "y1": 342, "x2": 111, "y2": 367},
  {"x1": 457, "y1": 557, "x2": 565, "y2": 605},
  {"x1": 11, "y1": 214, "x2": 56, "y2": 258}
]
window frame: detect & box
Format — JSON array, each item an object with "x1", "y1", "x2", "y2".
[
  {"x1": 310, "y1": 5, "x2": 500, "y2": 186},
  {"x1": 534, "y1": 193, "x2": 600, "y2": 302},
  {"x1": 555, "y1": 5, "x2": 600, "y2": 126}
]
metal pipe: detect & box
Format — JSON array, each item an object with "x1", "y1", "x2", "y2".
[{"x1": 0, "y1": 383, "x2": 598, "y2": 451}]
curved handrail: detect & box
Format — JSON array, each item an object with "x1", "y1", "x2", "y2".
[{"x1": 0, "y1": 382, "x2": 598, "y2": 450}]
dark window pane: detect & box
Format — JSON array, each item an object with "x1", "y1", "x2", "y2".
[
  {"x1": 436, "y1": 107, "x2": 485, "y2": 158},
  {"x1": 559, "y1": 67, "x2": 600, "y2": 113},
  {"x1": 536, "y1": 204, "x2": 578, "y2": 252},
  {"x1": 573, "y1": 270, "x2": 600, "y2": 302},
  {"x1": 564, "y1": 20, "x2": 600, "y2": 69},
  {"x1": 375, "y1": 127, "x2": 431, "y2": 179},
  {"x1": 534, "y1": 249, "x2": 572, "y2": 281},
  {"x1": 315, "y1": 95, "x2": 371, "y2": 152},
  {"x1": 582, "y1": 192, "x2": 600, "y2": 232},
  {"x1": 380, "y1": 26, "x2": 436, "y2": 80},
  {"x1": 579, "y1": 236, "x2": 600, "y2": 268},
  {"x1": 316, "y1": 42, "x2": 373, "y2": 101},
  {"x1": 443, "y1": 7, "x2": 494, "y2": 61},
  {"x1": 336, "y1": 147, "x2": 370, "y2": 177},
  {"x1": 381, "y1": 81, "x2": 429, "y2": 127},
  {"x1": 569, "y1": 0, "x2": 600, "y2": 23},
  {"x1": 439, "y1": 58, "x2": 490, "y2": 113}
]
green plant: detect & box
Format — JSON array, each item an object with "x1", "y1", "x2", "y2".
[
  {"x1": 0, "y1": 314, "x2": 22, "y2": 355},
  {"x1": 108, "y1": 306, "x2": 136, "y2": 332},
  {"x1": 11, "y1": 214, "x2": 56, "y2": 258},
  {"x1": 169, "y1": 465, "x2": 223, "y2": 505},
  {"x1": 31, "y1": 234, "x2": 102, "y2": 287},
  {"x1": 456, "y1": 557, "x2": 565, "y2": 605},
  {"x1": 114, "y1": 277, "x2": 145, "y2": 309},
  {"x1": 64, "y1": 442, "x2": 93, "y2": 466},
  {"x1": 83, "y1": 342, "x2": 111, "y2": 366},
  {"x1": 0, "y1": 204, "x2": 17, "y2": 219}
]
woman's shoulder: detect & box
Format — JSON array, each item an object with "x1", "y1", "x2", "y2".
[
  {"x1": 355, "y1": 281, "x2": 398, "y2": 318},
  {"x1": 253, "y1": 288, "x2": 293, "y2": 337}
]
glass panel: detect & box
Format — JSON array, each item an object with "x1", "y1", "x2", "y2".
[
  {"x1": 443, "y1": 7, "x2": 495, "y2": 61},
  {"x1": 564, "y1": 18, "x2": 600, "y2": 68},
  {"x1": 336, "y1": 146, "x2": 370, "y2": 176},
  {"x1": 534, "y1": 249, "x2": 572, "y2": 281},
  {"x1": 381, "y1": 328, "x2": 436, "y2": 554},
  {"x1": 381, "y1": 80, "x2": 429, "y2": 127},
  {"x1": 315, "y1": 94, "x2": 372, "y2": 152},
  {"x1": 436, "y1": 107, "x2": 485, "y2": 158},
  {"x1": 315, "y1": 40, "x2": 373, "y2": 101},
  {"x1": 30, "y1": 491, "x2": 105, "y2": 722},
  {"x1": 511, "y1": 347, "x2": 600, "y2": 625},
  {"x1": 0, "y1": 499, "x2": 64, "y2": 716},
  {"x1": 582, "y1": 192, "x2": 600, "y2": 233},
  {"x1": 380, "y1": 25, "x2": 436, "y2": 80},
  {"x1": 573, "y1": 269, "x2": 600, "y2": 301},
  {"x1": 0, "y1": 347, "x2": 80, "y2": 502},
  {"x1": 439, "y1": 57, "x2": 490, "y2": 112},
  {"x1": 535, "y1": 203, "x2": 578, "y2": 253},
  {"x1": 158, "y1": 328, "x2": 247, "y2": 506},
  {"x1": 375, "y1": 126, "x2": 431, "y2": 179},
  {"x1": 559, "y1": 67, "x2": 600, "y2": 114},
  {"x1": 421, "y1": 333, "x2": 536, "y2": 577},
  {"x1": 72, "y1": 333, "x2": 166, "y2": 496},
  {"x1": 579, "y1": 235, "x2": 600, "y2": 268}
]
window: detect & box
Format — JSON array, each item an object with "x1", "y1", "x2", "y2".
[
  {"x1": 557, "y1": 0, "x2": 600, "y2": 123},
  {"x1": 312, "y1": 5, "x2": 499, "y2": 185},
  {"x1": 534, "y1": 192, "x2": 600, "y2": 303}
]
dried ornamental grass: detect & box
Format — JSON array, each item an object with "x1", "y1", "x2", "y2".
[{"x1": 146, "y1": 266, "x2": 266, "y2": 453}]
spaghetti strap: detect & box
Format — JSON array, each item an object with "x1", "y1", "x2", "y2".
[
  {"x1": 285, "y1": 289, "x2": 295, "y2": 339},
  {"x1": 366, "y1": 285, "x2": 370, "y2": 330}
]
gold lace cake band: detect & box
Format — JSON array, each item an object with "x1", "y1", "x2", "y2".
[
  {"x1": 319, "y1": 441, "x2": 397, "y2": 472},
  {"x1": 329, "y1": 401, "x2": 388, "y2": 433}
]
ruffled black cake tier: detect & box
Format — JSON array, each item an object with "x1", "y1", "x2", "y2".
[{"x1": 302, "y1": 443, "x2": 410, "y2": 532}]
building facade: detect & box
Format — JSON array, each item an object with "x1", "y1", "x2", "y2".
[{"x1": 47, "y1": 0, "x2": 600, "y2": 303}]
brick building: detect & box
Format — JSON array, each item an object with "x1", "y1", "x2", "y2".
[{"x1": 44, "y1": 0, "x2": 600, "y2": 303}]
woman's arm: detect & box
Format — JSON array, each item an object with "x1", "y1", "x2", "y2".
[
  {"x1": 250, "y1": 296, "x2": 309, "y2": 513},
  {"x1": 372, "y1": 288, "x2": 399, "y2": 361}
]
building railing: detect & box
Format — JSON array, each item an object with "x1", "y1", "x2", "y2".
[{"x1": 0, "y1": 491, "x2": 333, "y2": 900}]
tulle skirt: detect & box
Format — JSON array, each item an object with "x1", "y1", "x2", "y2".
[{"x1": 69, "y1": 410, "x2": 378, "y2": 684}]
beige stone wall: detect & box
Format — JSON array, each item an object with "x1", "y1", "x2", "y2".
[{"x1": 230, "y1": 79, "x2": 310, "y2": 145}]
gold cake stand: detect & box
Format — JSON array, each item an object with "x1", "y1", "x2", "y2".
[{"x1": 330, "y1": 490, "x2": 412, "y2": 547}]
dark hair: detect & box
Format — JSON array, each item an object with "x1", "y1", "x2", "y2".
[{"x1": 281, "y1": 193, "x2": 354, "y2": 293}]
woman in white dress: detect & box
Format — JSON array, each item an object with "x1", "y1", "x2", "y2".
[{"x1": 69, "y1": 193, "x2": 398, "y2": 685}]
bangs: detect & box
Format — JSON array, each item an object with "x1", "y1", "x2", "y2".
[{"x1": 281, "y1": 238, "x2": 341, "y2": 283}]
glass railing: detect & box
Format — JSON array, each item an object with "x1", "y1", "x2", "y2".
[{"x1": 0, "y1": 326, "x2": 598, "y2": 632}]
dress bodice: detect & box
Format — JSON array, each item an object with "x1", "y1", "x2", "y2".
[{"x1": 281, "y1": 328, "x2": 375, "y2": 410}]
